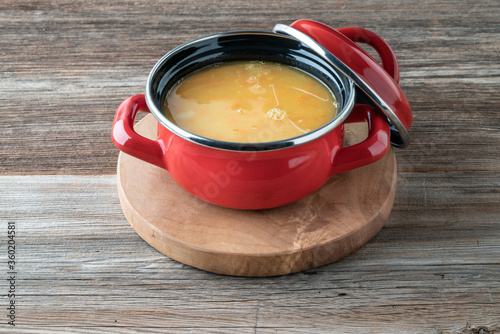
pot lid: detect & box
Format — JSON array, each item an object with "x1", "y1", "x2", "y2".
[{"x1": 273, "y1": 20, "x2": 412, "y2": 147}]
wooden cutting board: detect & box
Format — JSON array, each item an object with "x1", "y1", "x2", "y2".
[{"x1": 117, "y1": 114, "x2": 397, "y2": 277}]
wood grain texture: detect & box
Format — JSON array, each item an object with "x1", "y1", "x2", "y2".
[
  {"x1": 0, "y1": 174, "x2": 499, "y2": 333},
  {"x1": 0, "y1": 0, "x2": 498, "y2": 174},
  {"x1": 116, "y1": 115, "x2": 397, "y2": 277},
  {"x1": 0, "y1": 0, "x2": 499, "y2": 332}
]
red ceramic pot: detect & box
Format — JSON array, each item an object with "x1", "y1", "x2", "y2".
[{"x1": 112, "y1": 22, "x2": 407, "y2": 210}]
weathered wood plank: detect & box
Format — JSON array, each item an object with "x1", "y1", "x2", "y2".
[
  {"x1": 0, "y1": 175, "x2": 498, "y2": 332},
  {"x1": 0, "y1": 0, "x2": 499, "y2": 333},
  {"x1": 0, "y1": 0, "x2": 498, "y2": 174}
]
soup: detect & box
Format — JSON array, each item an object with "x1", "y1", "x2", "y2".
[{"x1": 163, "y1": 61, "x2": 338, "y2": 143}]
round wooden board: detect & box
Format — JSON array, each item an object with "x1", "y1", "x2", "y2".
[{"x1": 117, "y1": 114, "x2": 397, "y2": 277}]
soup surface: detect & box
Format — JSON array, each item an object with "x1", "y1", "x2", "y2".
[{"x1": 163, "y1": 61, "x2": 338, "y2": 143}]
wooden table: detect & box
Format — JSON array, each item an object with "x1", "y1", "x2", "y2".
[{"x1": 1, "y1": 1, "x2": 499, "y2": 332}]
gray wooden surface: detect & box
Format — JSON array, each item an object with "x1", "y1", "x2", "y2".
[{"x1": 1, "y1": 0, "x2": 499, "y2": 333}]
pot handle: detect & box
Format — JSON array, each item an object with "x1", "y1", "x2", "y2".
[
  {"x1": 336, "y1": 26, "x2": 399, "y2": 83},
  {"x1": 330, "y1": 104, "x2": 390, "y2": 176},
  {"x1": 111, "y1": 94, "x2": 167, "y2": 169}
]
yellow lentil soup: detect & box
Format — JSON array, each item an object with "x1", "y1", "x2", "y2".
[{"x1": 163, "y1": 61, "x2": 338, "y2": 143}]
